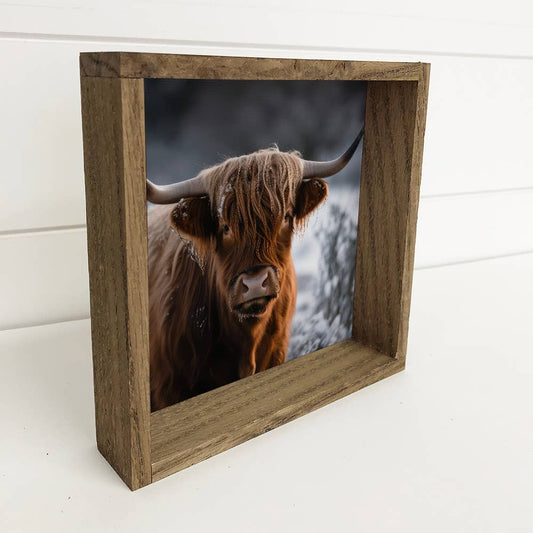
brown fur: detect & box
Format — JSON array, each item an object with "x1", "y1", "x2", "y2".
[{"x1": 148, "y1": 147, "x2": 328, "y2": 411}]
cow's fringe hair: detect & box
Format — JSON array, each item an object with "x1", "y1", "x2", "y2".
[{"x1": 198, "y1": 147, "x2": 304, "y2": 262}]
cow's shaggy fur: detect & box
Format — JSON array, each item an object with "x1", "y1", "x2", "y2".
[{"x1": 148, "y1": 147, "x2": 327, "y2": 411}]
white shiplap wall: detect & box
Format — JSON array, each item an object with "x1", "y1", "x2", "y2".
[{"x1": 1, "y1": 1, "x2": 532, "y2": 331}]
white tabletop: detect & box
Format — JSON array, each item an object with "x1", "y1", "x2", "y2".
[{"x1": 1, "y1": 254, "x2": 532, "y2": 533}]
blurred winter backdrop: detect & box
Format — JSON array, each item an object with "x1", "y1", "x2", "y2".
[{"x1": 145, "y1": 79, "x2": 366, "y2": 360}]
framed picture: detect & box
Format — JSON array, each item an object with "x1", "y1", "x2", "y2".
[{"x1": 80, "y1": 52, "x2": 430, "y2": 490}]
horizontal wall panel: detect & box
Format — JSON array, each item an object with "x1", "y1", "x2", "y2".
[
  {"x1": 1, "y1": 40, "x2": 87, "y2": 233},
  {"x1": 1, "y1": 37, "x2": 533, "y2": 233},
  {"x1": 1, "y1": 190, "x2": 532, "y2": 330},
  {"x1": 0, "y1": 229, "x2": 89, "y2": 331},
  {"x1": 1, "y1": 1, "x2": 532, "y2": 58},
  {"x1": 419, "y1": 57, "x2": 533, "y2": 197},
  {"x1": 415, "y1": 189, "x2": 533, "y2": 268}
]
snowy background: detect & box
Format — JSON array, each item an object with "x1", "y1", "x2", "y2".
[{"x1": 145, "y1": 79, "x2": 366, "y2": 359}]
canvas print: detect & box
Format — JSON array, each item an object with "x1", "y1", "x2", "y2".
[{"x1": 145, "y1": 79, "x2": 366, "y2": 411}]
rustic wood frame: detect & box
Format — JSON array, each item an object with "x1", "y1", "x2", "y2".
[{"x1": 80, "y1": 52, "x2": 430, "y2": 490}]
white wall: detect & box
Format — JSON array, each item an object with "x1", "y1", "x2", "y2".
[{"x1": 1, "y1": 1, "x2": 532, "y2": 330}]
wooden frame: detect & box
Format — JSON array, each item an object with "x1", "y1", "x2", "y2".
[{"x1": 80, "y1": 52, "x2": 430, "y2": 490}]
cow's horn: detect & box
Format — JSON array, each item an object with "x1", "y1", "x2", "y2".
[
  {"x1": 146, "y1": 175, "x2": 208, "y2": 204},
  {"x1": 302, "y1": 127, "x2": 364, "y2": 180}
]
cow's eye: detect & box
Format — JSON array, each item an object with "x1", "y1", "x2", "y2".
[
  {"x1": 284, "y1": 213, "x2": 292, "y2": 222},
  {"x1": 222, "y1": 224, "x2": 230, "y2": 234}
]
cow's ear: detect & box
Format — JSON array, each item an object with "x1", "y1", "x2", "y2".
[
  {"x1": 170, "y1": 196, "x2": 215, "y2": 241},
  {"x1": 294, "y1": 179, "x2": 328, "y2": 220}
]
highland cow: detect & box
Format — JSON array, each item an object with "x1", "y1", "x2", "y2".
[{"x1": 147, "y1": 129, "x2": 363, "y2": 411}]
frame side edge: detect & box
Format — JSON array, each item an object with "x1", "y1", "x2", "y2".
[
  {"x1": 80, "y1": 74, "x2": 151, "y2": 490},
  {"x1": 396, "y1": 63, "x2": 431, "y2": 360},
  {"x1": 352, "y1": 79, "x2": 423, "y2": 357}
]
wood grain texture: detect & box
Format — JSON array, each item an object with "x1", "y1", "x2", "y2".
[
  {"x1": 151, "y1": 339, "x2": 404, "y2": 482},
  {"x1": 80, "y1": 76, "x2": 151, "y2": 490},
  {"x1": 353, "y1": 72, "x2": 430, "y2": 359},
  {"x1": 80, "y1": 52, "x2": 424, "y2": 81},
  {"x1": 80, "y1": 53, "x2": 429, "y2": 489},
  {"x1": 396, "y1": 65, "x2": 431, "y2": 358}
]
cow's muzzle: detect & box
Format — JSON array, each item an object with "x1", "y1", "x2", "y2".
[{"x1": 230, "y1": 265, "x2": 280, "y2": 317}]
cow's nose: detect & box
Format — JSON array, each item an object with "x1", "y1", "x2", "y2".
[
  {"x1": 242, "y1": 271, "x2": 268, "y2": 297},
  {"x1": 232, "y1": 265, "x2": 280, "y2": 308}
]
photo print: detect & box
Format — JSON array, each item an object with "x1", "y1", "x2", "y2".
[{"x1": 145, "y1": 79, "x2": 366, "y2": 410}]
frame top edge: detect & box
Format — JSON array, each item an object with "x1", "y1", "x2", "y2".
[{"x1": 79, "y1": 51, "x2": 427, "y2": 81}]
